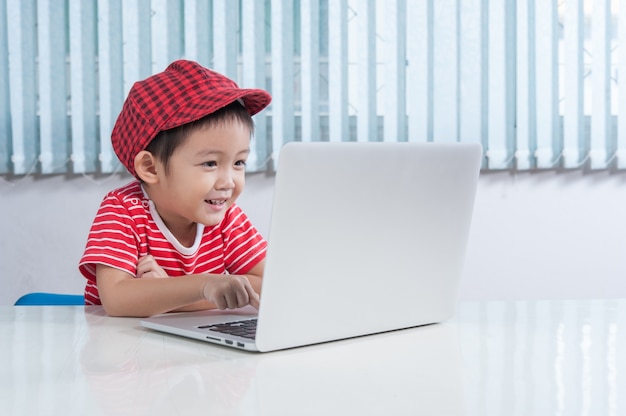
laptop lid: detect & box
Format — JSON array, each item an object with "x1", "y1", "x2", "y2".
[
  {"x1": 254, "y1": 141, "x2": 481, "y2": 351},
  {"x1": 142, "y1": 142, "x2": 482, "y2": 352}
]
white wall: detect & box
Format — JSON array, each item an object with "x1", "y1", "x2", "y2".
[{"x1": 2, "y1": 170, "x2": 626, "y2": 305}]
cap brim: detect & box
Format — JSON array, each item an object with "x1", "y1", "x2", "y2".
[{"x1": 162, "y1": 88, "x2": 272, "y2": 131}]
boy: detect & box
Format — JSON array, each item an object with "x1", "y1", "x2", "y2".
[{"x1": 79, "y1": 60, "x2": 271, "y2": 317}]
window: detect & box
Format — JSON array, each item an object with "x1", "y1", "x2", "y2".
[{"x1": 0, "y1": 0, "x2": 621, "y2": 176}]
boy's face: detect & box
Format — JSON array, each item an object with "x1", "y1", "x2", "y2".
[{"x1": 148, "y1": 120, "x2": 251, "y2": 232}]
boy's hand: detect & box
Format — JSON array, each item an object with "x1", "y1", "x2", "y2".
[
  {"x1": 202, "y1": 275, "x2": 260, "y2": 310},
  {"x1": 136, "y1": 255, "x2": 168, "y2": 279}
]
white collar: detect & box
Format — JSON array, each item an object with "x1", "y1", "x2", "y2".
[{"x1": 141, "y1": 185, "x2": 205, "y2": 255}]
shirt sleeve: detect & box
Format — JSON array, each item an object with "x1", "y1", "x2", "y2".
[
  {"x1": 220, "y1": 205, "x2": 267, "y2": 275},
  {"x1": 78, "y1": 192, "x2": 141, "y2": 284}
]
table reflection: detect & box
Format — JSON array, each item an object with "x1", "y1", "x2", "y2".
[
  {"x1": 457, "y1": 300, "x2": 625, "y2": 415},
  {"x1": 79, "y1": 307, "x2": 465, "y2": 415},
  {"x1": 2, "y1": 299, "x2": 624, "y2": 415},
  {"x1": 80, "y1": 307, "x2": 256, "y2": 416}
]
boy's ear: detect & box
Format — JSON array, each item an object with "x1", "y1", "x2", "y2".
[{"x1": 134, "y1": 150, "x2": 159, "y2": 183}]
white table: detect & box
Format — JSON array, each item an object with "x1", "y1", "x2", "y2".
[{"x1": 1, "y1": 299, "x2": 624, "y2": 415}]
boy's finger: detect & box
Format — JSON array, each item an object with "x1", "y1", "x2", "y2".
[{"x1": 247, "y1": 288, "x2": 260, "y2": 309}]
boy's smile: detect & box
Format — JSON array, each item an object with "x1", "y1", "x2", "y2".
[{"x1": 144, "y1": 120, "x2": 251, "y2": 246}]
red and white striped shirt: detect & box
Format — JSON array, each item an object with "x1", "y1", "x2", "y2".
[{"x1": 79, "y1": 181, "x2": 267, "y2": 305}]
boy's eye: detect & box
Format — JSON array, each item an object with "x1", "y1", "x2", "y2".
[
  {"x1": 202, "y1": 161, "x2": 217, "y2": 168},
  {"x1": 235, "y1": 160, "x2": 247, "y2": 167}
]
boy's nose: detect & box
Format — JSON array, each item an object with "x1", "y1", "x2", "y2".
[{"x1": 215, "y1": 168, "x2": 236, "y2": 190}]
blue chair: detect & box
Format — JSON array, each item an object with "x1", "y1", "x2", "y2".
[{"x1": 14, "y1": 292, "x2": 85, "y2": 306}]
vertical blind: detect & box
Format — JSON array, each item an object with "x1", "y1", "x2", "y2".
[{"x1": 0, "y1": 0, "x2": 622, "y2": 176}]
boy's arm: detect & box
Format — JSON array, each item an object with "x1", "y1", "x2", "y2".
[
  {"x1": 244, "y1": 259, "x2": 264, "y2": 294},
  {"x1": 171, "y1": 259, "x2": 265, "y2": 312},
  {"x1": 96, "y1": 263, "x2": 261, "y2": 317}
]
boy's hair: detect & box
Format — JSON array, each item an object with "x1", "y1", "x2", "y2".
[
  {"x1": 110, "y1": 59, "x2": 271, "y2": 178},
  {"x1": 145, "y1": 100, "x2": 254, "y2": 176}
]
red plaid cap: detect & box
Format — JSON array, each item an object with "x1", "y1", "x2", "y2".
[{"x1": 111, "y1": 59, "x2": 272, "y2": 177}]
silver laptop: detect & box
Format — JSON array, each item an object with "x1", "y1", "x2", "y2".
[{"x1": 141, "y1": 141, "x2": 482, "y2": 352}]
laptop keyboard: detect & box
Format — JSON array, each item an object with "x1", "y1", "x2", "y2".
[{"x1": 199, "y1": 319, "x2": 258, "y2": 339}]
